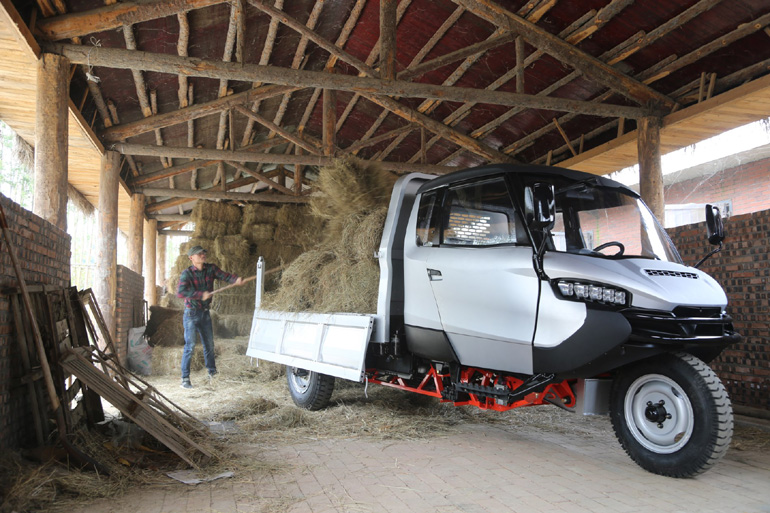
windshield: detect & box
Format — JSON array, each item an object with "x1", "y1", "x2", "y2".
[{"x1": 550, "y1": 183, "x2": 682, "y2": 263}]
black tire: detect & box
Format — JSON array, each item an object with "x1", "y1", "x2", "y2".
[
  {"x1": 609, "y1": 352, "x2": 733, "y2": 478},
  {"x1": 286, "y1": 366, "x2": 335, "y2": 411}
]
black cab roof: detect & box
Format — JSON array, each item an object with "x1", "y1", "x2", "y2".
[{"x1": 416, "y1": 163, "x2": 639, "y2": 197}]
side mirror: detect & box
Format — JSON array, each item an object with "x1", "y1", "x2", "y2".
[
  {"x1": 705, "y1": 204, "x2": 724, "y2": 245},
  {"x1": 530, "y1": 183, "x2": 555, "y2": 231}
]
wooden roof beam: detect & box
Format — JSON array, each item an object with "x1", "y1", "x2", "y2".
[
  {"x1": 50, "y1": 44, "x2": 650, "y2": 119},
  {"x1": 362, "y1": 94, "x2": 514, "y2": 163},
  {"x1": 130, "y1": 159, "x2": 220, "y2": 187},
  {"x1": 102, "y1": 84, "x2": 297, "y2": 142},
  {"x1": 141, "y1": 187, "x2": 309, "y2": 205},
  {"x1": 37, "y1": 0, "x2": 227, "y2": 40},
  {"x1": 451, "y1": 0, "x2": 676, "y2": 110},
  {"x1": 224, "y1": 161, "x2": 297, "y2": 196},
  {"x1": 398, "y1": 32, "x2": 515, "y2": 81},
  {"x1": 115, "y1": 143, "x2": 461, "y2": 175},
  {"x1": 234, "y1": 105, "x2": 322, "y2": 155}
]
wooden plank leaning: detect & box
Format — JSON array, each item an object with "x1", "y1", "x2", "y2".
[{"x1": 0, "y1": 201, "x2": 108, "y2": 474}]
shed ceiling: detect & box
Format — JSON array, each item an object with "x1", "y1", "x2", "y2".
[{"x1": 1, "y1": 0, "x2": 770, "y2": 233}]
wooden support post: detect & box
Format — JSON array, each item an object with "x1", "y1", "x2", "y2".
[
  {"x1": 34, "y1": 53, "x2": 69, "y2": 231},
  {"x1": 128, "y1": 193, "x2": 144, "y2": 274},
  {"x1": 157, "y1": 233, "x2": 167, "y2": 291},
  {"x1": 144, "y1": 219, "x2": 158, "y2": 307},
  {"x1": 380, "y1": 0, "x2": 397, "y2": 80},
  {"x1": 323, "y1": 88, "x2": 337, "y2": 157},
  {"x1": 294, "y1": 145, "x2": 303, "y2": 194},
  {"x1": 95, "y1": 151, "x2": 120, "y2": 343},
  {"x1": 637, "y1": 116, "x2": 664, "y2": 221}
]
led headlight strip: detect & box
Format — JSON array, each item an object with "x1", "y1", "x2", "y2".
[{"x1": 554, "y1": 279, "x2": 630, "y2": 307}]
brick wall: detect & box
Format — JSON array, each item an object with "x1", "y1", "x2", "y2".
[
  {"x1": 668, "y1": 210, "x2": 770, "y2": 412},
  {"x1": 115, "y1": 265, "x2": 145, "y2": 366},
  {"x1": 0, "y1": 193, "x2": 70, "y2": 450},
  {"x1": 665, "y1": 155, "x2": 770, "y2": 216}
]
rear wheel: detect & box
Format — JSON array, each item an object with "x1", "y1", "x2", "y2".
[
  {"x1": 286, "y1": 366, "x2": 335, "y2": 410},
  {"x1": 610, "y1": 352, "x2": 733, "y2": 477}
]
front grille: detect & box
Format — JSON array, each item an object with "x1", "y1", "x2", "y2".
[
  {"x1": 644, "y1": 269, "x2": 699, "y2": 279},
  {"x1": 623, "y1": 307, "x2": 734, "y2": 343}
]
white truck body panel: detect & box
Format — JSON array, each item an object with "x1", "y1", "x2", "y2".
[{"x1": 246, "y1": 309, "x2": 374, "y2": 382}]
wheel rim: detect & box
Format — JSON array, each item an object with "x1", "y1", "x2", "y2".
[
  {"x1": 288, "y1": 367, "x2": 311, "y2": 393},
  {"x1": 624, "y1": 373, "x2": 694, "y2": 454}
]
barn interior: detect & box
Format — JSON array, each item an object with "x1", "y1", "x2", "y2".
[{"x1": 0, "y1": 0, "x2": 769, "y2": 510}]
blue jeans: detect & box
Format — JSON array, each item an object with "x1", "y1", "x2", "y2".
[{"x1": 181, "y1": 309, "x2": 216, "y2": 379}]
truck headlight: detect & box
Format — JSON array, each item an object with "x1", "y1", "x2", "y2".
[{"x1": 554, "y1": 279, "x2": 629, "y2": 307}]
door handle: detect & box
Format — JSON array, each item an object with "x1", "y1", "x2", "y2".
[{"x1": 427, "y1": 268, "x2": 442, "y2": 281}]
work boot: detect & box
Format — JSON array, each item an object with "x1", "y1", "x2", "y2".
[
  {"x1": 208, "y1": 370, "x2": 219, "y2": 382},
  {"x1": 181, "y1": 378, "x2": 193, "y2": 389}
]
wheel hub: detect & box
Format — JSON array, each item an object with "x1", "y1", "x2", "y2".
[
  {"x1": 644, "y1": 400, "x2": 673, "y2": 427},
  {"x1": 624, "y1": 373, "x2": 694, "y2": 454}
]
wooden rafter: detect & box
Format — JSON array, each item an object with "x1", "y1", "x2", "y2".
[
  {"x1": 246, "y1": 0, "x2": 376, "y2": 78},
  {"x1": 102, "y1": 84, "x2": 297, "y2": 142},
  {"x1": 37, "y1": 0, "x2": 227, "y2": 40},
  {"x1": 233, "y1": 105, "x2": 322, "y2": 155},
  {"x1": 115, "y1": 143, "x2": 460, "y2": 175},
  {"x1": 451, "y1": 0, "x2": 676, "y2": 109}
]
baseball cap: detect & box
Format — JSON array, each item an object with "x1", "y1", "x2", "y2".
[{"x1": 187, "y1": 245, "x2": 207, "y2": 257}]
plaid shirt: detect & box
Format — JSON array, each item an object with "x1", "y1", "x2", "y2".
[{"x1": 177, "y1": 263, "x2": 238, "y2": 310}]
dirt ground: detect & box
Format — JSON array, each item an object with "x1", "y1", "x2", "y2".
[{"x1": 6, "y1": 337, "x2": 769, "y2": 513}]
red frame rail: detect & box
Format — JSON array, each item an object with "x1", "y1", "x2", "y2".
[{"x1": 367, "y1": 364, "x2": 576, "y2": 412}]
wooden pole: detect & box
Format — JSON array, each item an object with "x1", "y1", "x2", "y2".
[
  {"x1": 144, "y1": 218, "x2": 158, "y2": 307},
  {"x1": 323, "y1": 88, "x2": 337, "y2": 157},
  {"x1": 34, "y1": 53, "x2": 69, "y2": 231},
  {"x1": 157, "y1": 233, "x2": 167, "y2": 291},
  {"x1": 380, "y1": 0, "x2": 397, "y2": 80},
  {"x1": 128, "y1": 193, "x2": 144, "y2": 274},
  {"x1": 637, "y1": 116, "x2": 664, "y2": 221},
  {"x1": 49, "y1": 43, "x2": 649, "y2": 119},
  {"x1": 95, "y1": 151, "x2": 121, "y2": 343}
]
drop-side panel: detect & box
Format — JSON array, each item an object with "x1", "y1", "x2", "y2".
[{"x1": 246, "y1": 310, "x2": 374, "y2": 382}]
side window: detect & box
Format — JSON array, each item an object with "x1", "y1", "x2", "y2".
[
  {"x1": 416, "y1": 192, "x2": 440, "y2": 247},
  {"x1": 442, "y1": 178, "x2": 519, "y2": 246}
]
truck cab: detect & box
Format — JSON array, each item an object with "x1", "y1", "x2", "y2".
[{"x1": 394, "y1": 164, "x2": 738, "y2": 379}]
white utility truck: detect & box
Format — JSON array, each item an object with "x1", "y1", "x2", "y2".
[{"x1": 247, "y1": 163, "x2": 739, "y2": 478}]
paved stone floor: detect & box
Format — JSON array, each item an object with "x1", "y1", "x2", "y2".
[{"x1": 71, "y1": 415, "x2": 770, "y2": 513}]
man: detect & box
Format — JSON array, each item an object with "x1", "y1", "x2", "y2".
[{"x1": 177, "y1": 245, "x2": 243, "y2": 388}]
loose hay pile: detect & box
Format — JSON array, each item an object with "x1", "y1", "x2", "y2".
[{"x1": 264, "y1": 158, "x2": 396, "y2": 313}]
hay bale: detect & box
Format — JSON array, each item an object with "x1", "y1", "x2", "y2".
[
  {"x1": 241, "y1": 223, "x2": 275, "y2": 244},
  {"x1": 273, "y1": 205, "x2": 325, "y2": 248},
  {"x1": 215, "y1": 313, "x2": 254, "y2": 338},
  {"x1": 191, "y1": 200, "x2": 242, "y2": 224},
  {"x1": 145, "y1": 306, "x2": 184, "y2": 347},
  {"x1": 193, "y1": 220, "x2": 242, "y2": 239},
  {"x1": 242, "y1": 204, "x2": 278, "y2": 225},
  {"x1": 211, "y1": 290, "x2": 256, "y2": 315}
]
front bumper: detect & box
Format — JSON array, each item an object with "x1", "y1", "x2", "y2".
[{"x1": 622, "y1": 306, "x2": 741, "y2": 347}]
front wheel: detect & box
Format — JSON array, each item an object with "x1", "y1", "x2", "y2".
[
  {"x1": 609, "y1": 352, "x2": 733, "y2": 478},
  {"x1": 286, "y1": 366, "x2": 335, "y2": 410}
]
